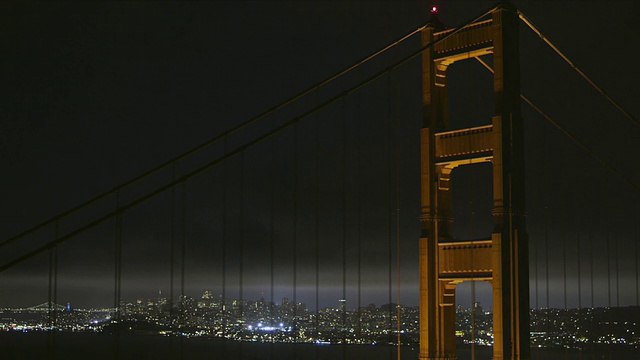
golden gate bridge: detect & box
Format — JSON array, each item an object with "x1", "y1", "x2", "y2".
[{"x1": 0, "y1": 2, "x2": 638, "y2": 359}]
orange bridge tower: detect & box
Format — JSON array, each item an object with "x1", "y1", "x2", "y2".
[{"x1": 419, "y1": 3, "x2": 530, "y2": 360}]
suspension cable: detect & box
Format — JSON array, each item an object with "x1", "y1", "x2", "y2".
[
  {"x1": 545, "y1": 218, "x2": 550, "y2": 332},
  {"x1": 475, "y1": 56, "x2": 640, "y2": 194},
  {"x1": 636, "y1": 229, "x2": 639, "y2": 306},
  {"x1": 590, "y1": 235, "x2": 594, "y2": 308},
  {"x1": 534, "y1": 227, "x2": 539, "y2": 311},
  {"x1": 470, "y1": 166, "x2": 477, "y2": 360},
  {"x1": 169, "y1": 164, "x2": 176, "y2": 352},
  {"x1": 577, "y1": 234, "x2": 582, "y2": 310},
  {"x1": 0, "y1": 19, "x2": 430, "y2": 253},
  {"x1": 48, "y1": 246, "x2": 53, "y2": 323},
  {"x1": 53, "y1": 222, "x2": 58, "y2": 330},
  {"x1": 314, "y1": 101, "x2": 320, "y2": 352},
  {"x1": 221, "y1": 140, "x2": 228, "y2": 352},
  {"x1": 113, "y1": 191, "x2": 123, "y2": 360},
  {"x1": 52, "y1": 223, "x2": 59, "y2": 354},
  {"x1": 292, "y1": 122, "x2": 298, "y2": 347},
  {"x1": 386, "y1": 70, "x2": 394, "y2": 351},
  {"x1": 563, "y1": 233, "x2": 567, "y2": 310},
  {"x1": 0, "y1": 4, "x2": 500, "y2": 274},
  {"x1": 607, "y1": 234, "x2": 611, "y2": 308},
  {"x1": 270, "y1": 115, "x2": 276, "y2": 356},
  {"x1": 518, "y1": 10, "x2": 639, "y2": 129},
  {"x1": 341, "y1": 96, "x2": 348, "y2": 355},
  {"x1": 355, "y1": 89, "x2": 362, "y2": 345},
  {"x1": 179, "y1": 181, "x2": 187, "y2": 359},
  {"x1": 589, "y1": 234, "x2": 594, "y2": 347},
  {"x1": 615, "y1": 236, "x2": 619, "y2": 307},
  {"x1": 239, "y1": 152, "x2": 245, "y2": 360},
  {"x1": 47, "y1": 224, "x2": 58, "y2": 356},
  {"x1": 181, "y1": 182, "x2": 187, "y2": 303},
  {"x1": 234, "y1": 152, "x2": 245, "y2": 359},
  {"x1": 577, "y1": 233, "x2": 582, "y2": 355},
  {"x1": 394, "y1": 71, "x2": 402, "y2": 360}
]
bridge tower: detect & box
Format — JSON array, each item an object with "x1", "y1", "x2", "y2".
[{"x1": 419, "y1": 3, "x2": 530, "y2": 360}]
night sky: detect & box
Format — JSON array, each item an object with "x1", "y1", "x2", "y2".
[{"x1": 1, "y1": 1, "x2": 639, "y2": 311}]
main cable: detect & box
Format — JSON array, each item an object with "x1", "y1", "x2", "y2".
[
  {"x1": 475, "y1": 56, "x2": 640, "y2": 194},
  {"x1": 0, "y1": 4, "x2": 501, "y2": 274},
  {"x1": 0, "y1": 18, "x2": 431, "y2": 253},
  {"x1": 518, "y1": 10, "x2": 639, "y2": 129}
]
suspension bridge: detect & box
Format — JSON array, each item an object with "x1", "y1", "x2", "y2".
[{"x1": 1, "y1": 1, "x2": 639, "y2": 359}]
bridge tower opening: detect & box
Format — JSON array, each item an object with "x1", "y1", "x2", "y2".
[{"x1": 419, "y1": 3, "x2": 530, "y2": 360}]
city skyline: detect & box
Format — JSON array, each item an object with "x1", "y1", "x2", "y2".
[{"x1": 2, "y1": 289, "x2": 638, "y2": 351}]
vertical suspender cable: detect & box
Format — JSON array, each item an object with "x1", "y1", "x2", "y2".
[
  {"x1": 53, "y1": 223, "x2": 58, "y2": 337},
  {"x1": 356, "y1": 91, "x2": 362, "y2": 347},
  {"x1": 386, "y1": 71, "x2": 393, "y2": 358},
  {"x1": 534, "y1": 231, "x2": 538, "y2": 311},
  {"x1": 577, "y1": 234, "x2": 582, "y2": 310},
  {"x1": 394, "y1": 73, "x2": 402, "y2": 360},
  {"x1": 221, "y1": 141, "x2": 228, "y2": 355},
  {"x1": 113, "y1": 191, "x2": 122, "y2": 359},
  {"x1": 470, "y1": 166, "x2": 476, "y2": 360},
  {"x1": 270, "y1": 117, "x2": 276, "y2": 358},
  {"x1": 590, "y1": 234, "x2": 595, "y2": 348},
  {"x1": 545, "y1": 220, "x2": 550, "y2": 336},
  {"x1": 615, "y1": 235, "x2": 619, "y2": 307},
  {"x1": 590, "y1": 234, "x2": 594, "y2": 308},
  {"x1": 292, "y1": 123, "x2": 299, "y2": 352},
  {"x1": 180, "y1": 181, "x2": 187, "y2": 359},
  {"x1": 636, "y1": 229, "x2": 639, "y2": 306},
  {"x1": 577, "y1": 233, "x2": 583, "y2": 358},
  {"x1": 181, "y1": 182, "x2": 187, "y2": 303},
  {"x1": 314, "y1": 102, "x2": 320, "y2": 359},
  {"x1": 607, "y1": 234, "x2": 611, "y2": 308},
  {"x1": 117, "y1": 204, "x2": 123, "y2": 325},
  {"x1": 533, "y1": 230, "x2": 538, "y2": 359},
  {"x1": 48, "y1": 232, "x2": 54, "y2": 318},
  {"x1": 48, "y1": 236, "x2": 53, "y2": 332},
  {"x1": 239, "y1": 152, "x2": 245, "y2": 359},
  {"x1": 169, "y1": 163, "x2": 176, "y2": 355},
  {"x1": 341, "y1": 96, "x2": 348, "y2": 357},
  {"x1": 577, "y1": 233, "x2": 582, "y2": 359},
  {"x1": 48, "y1": 224, "x2": 58, "y2": 357},
  {"x1": 562, "y1": 233, "x2": 567, "y2": 360},
  {"x1": 563, "y1": 234, "x2": 567, "y2": 310}
]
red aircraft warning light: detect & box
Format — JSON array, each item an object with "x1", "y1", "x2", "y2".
[{"x1": 431, "y1": 6, "x2": 438, "y2": 14}]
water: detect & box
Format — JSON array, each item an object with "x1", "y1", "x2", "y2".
[{"x1": 0, "y1": 332, "x2": 637, "y2": 359}]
